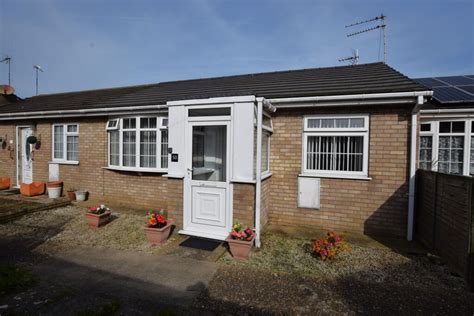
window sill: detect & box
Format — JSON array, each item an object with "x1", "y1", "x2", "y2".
[
  {"x1": 49, "y1": 161, "x2": 79, "y2": 165},
  {"x1": 299, "y1": 173, "x2": 372, "y2": 181},
  {"x1": 261, "y1": 172, "x2": 272, "y2": 180},
  {"x1": 163, "y1": 174, "x2": 185, "y2": 179},
  {"x1": 103, "y1": 166, "x2": 168, "y2": 174}
]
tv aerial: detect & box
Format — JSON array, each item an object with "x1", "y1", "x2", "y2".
[
  {"x1": 345, "y1": 14, "x2": 387, "y2": 63},
  {"x1": 339, "y1": 49, "x2": 359, "y2": 65},
  {"x1": 33, "y1": 64, "x2": 44, "y2": 96},
  {"x1": 0, "y1": 55, "x2": 12, "y2": 86}
]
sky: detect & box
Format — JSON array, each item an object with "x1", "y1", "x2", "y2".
[{"x1": 0, "y1": 0, "x2": 473, "y2": 98}]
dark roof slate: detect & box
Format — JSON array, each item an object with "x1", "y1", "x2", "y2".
[{"x1": 0, "y1": 62, "x2": 427, "y2": 114}]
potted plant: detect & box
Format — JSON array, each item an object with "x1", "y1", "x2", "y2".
[
  {"x1": 85, "y1": 204, "x2": 111, "y2": 228},
  {"x1": 75, "y1": 190, "x2": 88, "y2": 201},
  {"x1": 0, "y1": 177, "x2": 10, "y2": 190},
  {"x1": 143, "y1": 210, "x2": 172, "y2": 245},
  {"x1": 226, "y1": 223, "x2": 255, "y2": 261},
  {"x1": 66, "y1": 187, "x2": 76, "y2": 201},
  {"x1": 47, "y1": 181, "x2": 63, "y2": 199}
]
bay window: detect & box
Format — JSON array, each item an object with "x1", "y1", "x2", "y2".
[
  {"x1": 107, "y1": 117, "x2": 168, "y2": 171},
  {"x1": 303, "y1": 115, "x2": 369, "y2": 178},
  {"x1": 52, "y1": 123, "x2": 79, "y2": 163}
]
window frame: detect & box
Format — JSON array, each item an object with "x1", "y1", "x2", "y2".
[
  {"x1": 420, "y1": 119, "x2": 471, "y2": 176},
  {"x1": 302, "y1": 114, "x2": 370, "y2": 179},
  {"x1": 106, "y1": 116, "x2": 168, "y2": 172},
  {"x1": 51, "y1": 123, "x2": 79, "y2": 164}
]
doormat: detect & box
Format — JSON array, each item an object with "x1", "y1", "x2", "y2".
[{"x1": 179, "y1": 237, "x2": 222, "y2": 252}]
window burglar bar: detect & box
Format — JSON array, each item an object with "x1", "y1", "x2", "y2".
[{"x1": 306, "y1": 136, "x2": 364, "y2": 172}]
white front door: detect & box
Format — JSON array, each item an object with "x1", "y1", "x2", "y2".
[
  {"x1": 183, "y1": 122, "x2": 231, "y2": 240},
  {"x1": 17, "y1": 127, "x2": 34, "y2": 185}
]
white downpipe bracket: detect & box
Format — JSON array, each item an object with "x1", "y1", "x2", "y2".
[
  {"x1": 255, "y1": 98, "x2": 263, "y2": 248},
  {"x1": 407, "y1": 95, "x2": 424, "y2": 241}
]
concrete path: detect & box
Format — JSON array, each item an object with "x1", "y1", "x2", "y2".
[
  {"x1": 46, "y1": 246, "x2": 218, "y2": 300},
  {"x1": 3, "y1": 246, "x2": 218, "y2": 315}
]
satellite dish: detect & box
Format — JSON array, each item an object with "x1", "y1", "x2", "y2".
[{"x1": 0, "y1": 85, "x2": 15, "y2": 95}]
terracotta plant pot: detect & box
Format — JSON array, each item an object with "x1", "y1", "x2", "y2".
[
  {"x1": 0, "y1": 177, "x2": 10, "y2": 190},
  {"x1": 47, "y1": 181, "x2": 63, "y2": 188},
  {"x1": 143, "y1": 222, "x2": 172, "y2": 245},
  {"x1": 66, "y1": 191, "x2": 76, "y2": 201},
  {"x1": 85, "y1": 211, "x2": 111, "y2": 228},
  {"x1": 20, "y1": 182, "x2": 45, "y2": 197},
  {"x1": 226, "y1": 234, "x2": 255, "y2": 261}
]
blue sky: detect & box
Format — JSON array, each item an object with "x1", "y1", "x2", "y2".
[{"x1": 0, "y1": 0, "x2": 473, "y2": 98}]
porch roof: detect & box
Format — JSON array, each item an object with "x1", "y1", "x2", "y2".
[{"x1": 0, "y1": 62, "x2": 426, "y2": 115}]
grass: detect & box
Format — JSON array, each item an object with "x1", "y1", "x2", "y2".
[
  {"x1": 74, "y1": 299, "x2": 121, "y2": 316},
  {"x1": 0, "y1": 262, "x2": 37, "y2": 297},
  {"x1": 220, "y1": 231, "x2": 468, "y2": 290}
]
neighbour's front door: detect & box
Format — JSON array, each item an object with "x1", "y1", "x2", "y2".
[
  {"x1": 184, "y1": 122, "x2": 231, "y2": 240},
  {"x1": 18, "y1": 127, "x2": 33, "y2": 185}
]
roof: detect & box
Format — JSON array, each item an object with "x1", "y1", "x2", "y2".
[
  {"x1": 0, "y1": 62, "x2": 427, "y2": 115},
  {"x1": 0, "y1": 94, "x2": 22, "y2": 106},
  {"x1": 413, "y1": 75, "x2": 474, "y2": 104}
]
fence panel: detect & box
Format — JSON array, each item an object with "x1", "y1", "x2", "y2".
[{"x1": 415, "y1": 170, "x2": 473, "y2": 290}]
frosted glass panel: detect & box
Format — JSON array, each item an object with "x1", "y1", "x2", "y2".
[{"x1": 192, "y1": 126, "x2": 226, "y2": 182}]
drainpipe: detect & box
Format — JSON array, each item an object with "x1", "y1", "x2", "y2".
[
  {"x1": 255, "y1": 98, "x2": 263, "y2": 248},
  {"x1": 407, "y1": 95, "x2": 424, "y2": 241}
]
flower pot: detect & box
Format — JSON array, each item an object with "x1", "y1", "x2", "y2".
[
  {"x1": 143, "y1": 222, "x2": 172, "y2": 245},
  {"x1": 47, "y1": 187, "x2": 62, "y2": 199},
  {"x1": 0, "y1": 177, "x2": 10, "y2": 190},
  {"x1": 66, "y1": 191, "x2": 76, "y2": 201},
  {"x1": 85, "y1": 211, "x2": 111, "y2": 228},
  {"x1": 20, "y1": 182, "x2": 45, "y2": 197},
  {"x1": 47, "y1": 181, "x2": 63, "y2": 188},
  {"x1": 225, "y1": 234, "x2": 255, "y2": 261},
  {"x1": 75, "y1": 191, "x2": 88, "y2": 201}
]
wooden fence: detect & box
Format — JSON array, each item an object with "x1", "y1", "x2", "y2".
[{"x1": 415, "y1": 169, "x2": 474, "y2": 291}]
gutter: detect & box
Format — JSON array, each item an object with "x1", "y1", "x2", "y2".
[
  {"x1": 420, "y1": 108, "x2": 474, "y2": 114},
  {"x1": 407, "y1": 96, "x2": 425, "y2": 241},
  {"x1": 0, "y1": 104, "x2": 167, "y2": 120},
  {"x1": 268, "y1": 91, "x2": 433, "y2": 105}
]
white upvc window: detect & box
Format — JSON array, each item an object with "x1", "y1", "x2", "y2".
[
  {"x1": 419, "y1": 123, "x2": 434, "y2": 171},
  {"x1": 52, "y1": 123, "x2": 79, "y2": 163},
  {"x1": 254, "y1": 111, "x2": 273, "y2": 176},
  {"x1": 107, "y1": 116, "x2": 168, "y2": 172},
  {"x1": 302, "y1": 115, "x2": 369, "y2": 178},
  {"x1": 419, "y1": 119, "x2": 470, "y2": 176}
]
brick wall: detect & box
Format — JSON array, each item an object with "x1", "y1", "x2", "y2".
[
  {"x1": 0, "y1": 118, "x2": 184, "y2": 226},
  {"x1": 267, "y1": 105, "x2": 412, "y2": 238},
  {"x1": 233, "y1": 183, "x2": 255, "y2": 227},
  {"x1": 260, "y1": 177, "x2": 271, "y2": 228},
  {"x1": 0, "y1": 123, "x2": 16, "y2": 183}
]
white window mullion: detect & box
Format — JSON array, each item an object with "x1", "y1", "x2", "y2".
[
  {"x1": 136, "y1": 122, "x2": 140, "y2": 168},
  {"x1": 119, "y1": 119, "x2": 123, "y2": 167},
  {"x1": 464, "y1": 120, "x2": 471, "y2": 176}
]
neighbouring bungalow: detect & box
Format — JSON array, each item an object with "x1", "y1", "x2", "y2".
[
  {"x1": 0, "y1": 63, "x2": 433, "y2": 245},
  {"x1": 414, "y1": 75, "x2": 474, "y2": 176}
]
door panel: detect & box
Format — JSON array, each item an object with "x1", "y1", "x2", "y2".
[
  {"x1": 18, "y1": 127, "x2": 33, "y2": 185},
  {"x1": 191, "y1": 186, "x2": 226, "y2": 226},
  {"x1": 184, "y1": 121, "x2": 231, "y2": 239}
]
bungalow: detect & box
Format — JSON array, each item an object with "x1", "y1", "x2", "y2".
[
  {"x1": 414, "y1": 75, "x2": 474, "y2": 176},
  {"x1": 0, "y1": 62, "x2": 432, "y2": 245}
]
